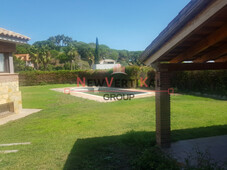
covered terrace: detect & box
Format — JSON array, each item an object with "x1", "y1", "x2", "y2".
[{"x1": 140, "y1": 0, "x2": 227, "y2": 147}]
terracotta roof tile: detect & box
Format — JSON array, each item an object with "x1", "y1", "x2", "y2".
[{"x1": 0, "y1": 28, "x2": 30, "y2": 40}]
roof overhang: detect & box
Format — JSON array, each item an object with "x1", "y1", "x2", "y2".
[
  {"x1": 0, "y1": 28, "x2": 30, "y2": 44},
  {"x1": 0, "y1": 34, "x2": 29, "y2": 44},
  {"x1": 140, "y1": 0, "x2": 227, "y2": 65}
]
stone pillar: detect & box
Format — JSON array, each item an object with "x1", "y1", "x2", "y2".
[
  {"x1": 155, "y1": 71, "x2": 171, "y2": 147},
  {"x1": 0, "y1": 74, "x2": 22, "y2": 114}
]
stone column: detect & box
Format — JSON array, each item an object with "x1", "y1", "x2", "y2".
[{"x1": 155, "y1": 71, "x2": 171, "y2": 147}]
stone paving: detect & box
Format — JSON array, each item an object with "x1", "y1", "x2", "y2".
[
  {"x1": 0, "y1": 109, "x2": 41, "y2": 125},
  {"x1": 165, "y1": 135, "x2": 227, "y2": 168}
]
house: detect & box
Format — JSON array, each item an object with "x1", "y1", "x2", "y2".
[
  {"x1": 0, "y1": 28, "x2": 30, "y2": 117},
  {"x1": 92, "y1": 59, "x2": 119, "y2": 70},
  {"x1": 99, "y1": 59, "x2": 116, "y2": 64},
  {"x1": 14, "y1": 54, "x2": 34, "y2": 67}
]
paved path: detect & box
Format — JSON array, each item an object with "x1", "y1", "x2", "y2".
[
  {"x1": 0, "y1": 109, "x2": 41, "y2": 126},
  {"x1": 0, "y1": 150, "x2": 18, "y2": 154},
  {"x1": 165, "y1": 135, "x2": 227, "y2": 168},
  {"x1": 0, "y1": 142, "x2": 31, "y2": 146}
]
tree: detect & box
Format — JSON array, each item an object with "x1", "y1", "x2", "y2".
[
  {"x1": 109, "y1": 50, "x2": 119, "y2": 61},
  {"x1": 33, "y1": 40, "x2": 56, "y2": 49},
  {"x1": 16, "y1": 44, "x2": 31, "y2": 54},
  {"x1": 118, "y1": 50, "x2": 129, "y2": 66},
  {"x1": 13, "y1": 56, "x2": 33, "y2": 72},
  {"x1": 39, "y1": 45, "x2": 52, "y2": 71},
  {"x1": 77, "y1": 43, "x2": 95, "y2": 67},
  {"x1": 128, "y1": 51, "x2": 143, "y2": 66},
  {"x1": 67, "y1": 48, "x2": 80, "y2": 70},
  {"x1": 29, "y1": 46, "x2": 40, "y2": 70},
  {"x1": 94, "y1": 37, "x2": 100, "y2": 64},
  {"x1": 99, "y1": 45, "x2": 110, "y2": 60},
  {"x1": 63, "y1": 36, "x2": 73, "y2": 46},
  {"x1": 50, "y1": 50, "x2": 60, "y2": 66},
  {"x1": 48, "y1": 35, "x2": 73, "y2": 47},
  {"x1": 18, "y1": 34, "x2": 144, "y2": 71},
  {"x1": 29, "y1": 45, "x2": 52, "y2": 71}
]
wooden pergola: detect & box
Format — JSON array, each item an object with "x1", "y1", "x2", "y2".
[{"x1": 140, "y1": 0, "x2": 227, "y2": 147}]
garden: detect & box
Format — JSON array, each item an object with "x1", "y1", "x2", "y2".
[
  {"x1": 1, "y1": 0, "x2": 227, "y2": 169},
  {"x1": 0, "y1": 82, "x2": 226, "y2": 169}
]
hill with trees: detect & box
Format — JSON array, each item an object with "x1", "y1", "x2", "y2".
[{"x1": 14, "y1": 35, "x2": 143, "y2": 71}]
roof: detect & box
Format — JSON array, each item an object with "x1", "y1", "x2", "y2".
[
  {"x1": 14, "y1": 54, "x2": 31, "y2": 61},
  {"x1": 140, "y1": 0, "x2": 227, "y2": 65},
  {"x1": 0, "y1": 28, "x2": 30, "y2": 44}
]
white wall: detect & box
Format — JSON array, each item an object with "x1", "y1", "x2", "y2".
[{"x1": 92, "y1": 64, "x2": 117, "y2": 70}]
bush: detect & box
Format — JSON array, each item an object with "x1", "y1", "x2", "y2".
[
  {"x1": 132, "y1": 147, "x2": 179, "y2": 170},
  {"x1": 19, "y1": 66, "x2": 154, "y2": 87},
  {"x1": 13, "y1": 56, "x2": 34, "y2": 72},
  {"x1": 19, "y1": 68, "x2": 227, "y2": 97},
  {"x1": 171, "y1": 70, "x2": 227, "y2": 97}
]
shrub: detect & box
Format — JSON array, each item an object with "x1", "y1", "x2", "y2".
[
  {"x1": 132, "y1": 147, "x2": 179, "y2": 170},
  {"x1": 19, "y1": 66, "x2": 154, "y2": 87},
  {"x1": 171, "y1": 70, "x2": 227, "y2": 97},
  {"x1": 19, "y1": 68, "x2": 227, "y2": 97}
]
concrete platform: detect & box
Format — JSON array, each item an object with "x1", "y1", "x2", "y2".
[
  {"x1": 165, "y1": 135, "x2": 227, "y2": 168},
  {"x1": 0, "y1": 109, "x2": 41, "y2": 125}
]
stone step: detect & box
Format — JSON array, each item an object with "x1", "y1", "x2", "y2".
[{"x1": 0, "y1": 111, "x2": 14, "y2": 118}]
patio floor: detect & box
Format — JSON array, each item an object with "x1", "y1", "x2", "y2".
[
  {"x1": 0, "y1": 109, "x2": 41, "y2": 125},
  {"x1": 165, "y1": 135, "x2": 227, "y2": 168}
]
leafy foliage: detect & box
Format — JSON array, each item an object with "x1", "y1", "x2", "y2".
[
  {"x1": 19, "y1": 68, "x2": 227, "y2": 97},
  {"x1": 132, "y1": 147, "x2": 179, "y2": 170},
  {"x1": 94, "y1": 37, "x2": 100, "y2": 64},
  {"x1": 18, "y1": 66, "x2": 154, "y2": 86},
  {"x1": 16, "y1": 35, "x2": 143, "y2": 71},
  {"x1": 172, "y1": 70, "x2": 227, "y2": 97},
  {"x1": 13, "y1": 56, "x2": 34, "y2": 72}
]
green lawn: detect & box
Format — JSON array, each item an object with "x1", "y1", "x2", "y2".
[{"x1": 0, "y1": 84, "x2": 226, "y2": 170}]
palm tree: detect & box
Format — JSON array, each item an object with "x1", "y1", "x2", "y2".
[
  {"x1": 39, "y1": 45, "x2": 51, "y2": 71},
  {"x1": 67, "y1": 48, "x2": 80, "y2": 70},
  {"x1": 29, "y1": 46, "x2": 40, "y2": 70}
]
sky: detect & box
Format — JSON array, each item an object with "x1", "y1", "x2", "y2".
[{"x1": 1, "y1": 0, "x2": 190, "y2": 51}]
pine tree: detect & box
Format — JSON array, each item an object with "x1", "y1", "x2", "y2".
[{"x1": 94, "y1": 37, "x2": 100, "y2": 64}]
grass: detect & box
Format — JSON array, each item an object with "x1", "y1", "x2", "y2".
[{"x1": 0, "y1": 84, "x2": 226, "y2": 170}]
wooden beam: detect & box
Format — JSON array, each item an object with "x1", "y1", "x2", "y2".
[
  {"x1": 215, "y1": 55, "x2": 227, "y2": 62},
  {"x1": 170, "y1": 23, "x2": 227, "y2": 63},
  {"x1": 158, "y1": 62, "x2": 227, "y2": 72},
  {"x1": 155, "y1": 71, "x2": 171, "y2": 147},
  {"x1": 0, "y1": 42, "x2": 16, "y2": 53},
  {"x1": 144, "y1": 0, "x2": 227, "y2": 65},
  {"x1": 193, "y1": 43, "x2": 227, "y2": 63}
]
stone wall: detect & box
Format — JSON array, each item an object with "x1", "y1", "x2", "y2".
[{"x1": 0, "y1": 74, "x2": 22, "y2": 114}]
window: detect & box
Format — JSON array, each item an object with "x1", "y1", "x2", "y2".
[{"x1": 0, "y1": 53, "x2": 5, "y2": 72}]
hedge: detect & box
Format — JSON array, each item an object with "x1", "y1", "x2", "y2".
[
  {"x1": 171, "y1": 70, "x2": 227, "y2": 97},
  {"x1": 19, "y1": 66, "x2": 154, "y2": 88},
  {"x1": 19, "y1": 67, "x2": 227, "y2": 96}
]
